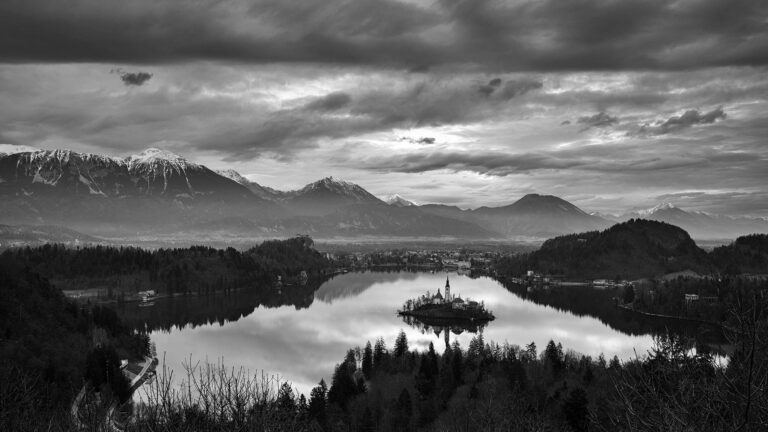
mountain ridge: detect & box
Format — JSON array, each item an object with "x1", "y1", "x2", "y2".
[{"x1": 1, "y1": 147, "x2": 766, "y2": 240}]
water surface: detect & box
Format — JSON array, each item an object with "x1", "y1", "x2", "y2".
[{"x1": 129, "y1": 271, "x2": 657, "y2": 395}]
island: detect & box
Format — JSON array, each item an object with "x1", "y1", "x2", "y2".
[{"x1": 398, "y1": 276, "x2": 495, "y2": 322}]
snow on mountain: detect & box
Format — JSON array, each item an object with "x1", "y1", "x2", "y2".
[
  {"x1": 636, "y1": 202, "x2": 676, "y2": 216},
  {"x1": 0, "y1": 147, "x2": 253, "y2": 199},
  {"x1": 590, "y1": 211, "x2": 621, "y2": 221},
  {"x1": 3, "y1": 149, "x2": 130, "y2": 196},
  {"x1": 385, "y1": 194, "x2": 416, "y2": 207},
  {"x1": 0, "y1": 144, "x2": 40, "y2": 155},
  {"x1": 621, "y1": 202, "x2": 768, "y2": 239},
  {"x1": 126, "y1": 148, "x2": 201, "y2": 174},
  {"x1": 295, "y1": 177, "x2": 380, "y2": 202},
  {"x1": 215, "y1": 168, "x2": 286, "y2": 201},
  {"x1": 216, "y1": 169, "x2": 251, "y2": 186}
]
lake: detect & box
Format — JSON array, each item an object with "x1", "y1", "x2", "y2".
[{"x1": 120, "y1": 271, "x2": 663, "y2": 396}]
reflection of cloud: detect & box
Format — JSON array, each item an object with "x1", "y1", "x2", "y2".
[
  {"x1": 148, "y1": 272, "x2": 656, "y2": 396},
  {"x1": 314, "y1": 271, "x2": 418, "y2": 303}
]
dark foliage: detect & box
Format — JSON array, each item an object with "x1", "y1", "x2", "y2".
[
  {"x1": 495, "y1": 219, "x2": 714, "y2": 279},
  {"x1": 711, "y1": 234, "x2": 768, "y2": 275},
  {"x1": 0, "y1": 236, "x2": 333, "y2": 299},
  {"x1": 0, "y1": 255, "x2": 148, "y2": 430}
]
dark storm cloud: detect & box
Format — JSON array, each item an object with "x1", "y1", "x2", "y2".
[
  {"x1": 577, "y1": 112, "x2": 619, "y2": 129},
  {"x1": 400, "y1": 137, "x2": 436, "y2": 145},
  {"x1": 1, "y1": 0, "x2": 767, "y2": 70},
  {"x1": 639, "y1": 107, "x2": 727, "y2": 135},
  {"x1": 659, "y1": 107, "x2": 726, "y2": 129},
  {"x1": 303, "y1": 92, "x2": 352, "y2": 111},
  {"x1": 362, "y1": 151, "x2": 584, "y2": 176},
  {"x1": 119, "y1": 71, "x2": 152, "y2": 86},
  {"x1": 478, "y1": 78, "x2": 502, "y2": 96}
]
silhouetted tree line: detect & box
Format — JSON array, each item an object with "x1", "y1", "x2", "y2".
[
  {"x1": 0, "y1": 236, "x2": 333, "y2": 297},
  {"x1": 711, "y1": 233, "x2": 768, "y2": 275},
  {"x1": 0, "y1": 256, "x2": 149, "y2": 431},
  {"x1": 629, "y1": 275, "x2": 768, "y2": 322},
  {"x1": 492, "y1": 220, "x2": 768, "y2": 280}
]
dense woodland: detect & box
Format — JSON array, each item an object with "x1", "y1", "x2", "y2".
[
  {"x1": 0, "y1": 236, "x2": 332, "y2": 431},
  {"x1": 1, "y1": 235, "x2": 333, "y2": 298},
  {"x1": 0, "y1": 256, "x2": 149, "y2": 430},
  {"x1": 493, "y1": 221, "x2": 768, "y2": 280}
]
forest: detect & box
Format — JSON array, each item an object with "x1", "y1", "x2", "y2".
[
  {"x1": 0, "y1": 235, "x2": 333, "y2": 299},
  {"x1": 0, "y1": 255, "x2": 149, "y2": 430},
  {"x1": 493, "y1": 223, "x2": 768, "y2": 280},
  {"x1": 0, "y1": 236, "x2": 333, "y2": 430}
]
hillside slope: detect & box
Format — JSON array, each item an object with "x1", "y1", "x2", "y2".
[{"x1": 516, "y1": 219, "x2": 712, "y2": 279}]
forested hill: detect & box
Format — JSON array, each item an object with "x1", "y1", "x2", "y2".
[
  {"x1": 0, "y1": 254, "x2": 149, "y2": 429},
  {"x1": 710, "y1": 234, "x2": 768, "y2": 275},
  {"x1": 0, "y1": 235, "x2": 333, "y2": 297},
  {"x1": 495, "y1": 219, "x2": 712, "y2": 280}
]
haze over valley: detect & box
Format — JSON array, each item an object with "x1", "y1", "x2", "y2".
[{"x1": 1, "y1": 146, "x2": 766, "y2": 244}]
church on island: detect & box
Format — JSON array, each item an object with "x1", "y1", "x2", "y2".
[
  {"x1": 399, "y1": 275, "x2": 492, "y2": 320},
  {"x1": 428, "y1": 276, "x2": 480, "y2": 311}
]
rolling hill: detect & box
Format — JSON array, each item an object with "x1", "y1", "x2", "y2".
[{"x1": 516, "y1": 219, "x2": 713, "y2": 279}]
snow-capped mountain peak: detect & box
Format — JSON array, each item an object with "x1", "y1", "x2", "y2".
[
  {"x1": 216, "y1": 169, "x2": 251, "y2": 185},
  {"x1": 291, "y1": 176, "x2": 382, "y2": 205},
  {"x1": 127, "y1": 148, "x2": 195, "y2": 168},
  {"x1": 306, "y1": 176, "x2": 358, "y2": 193},
  {"x1": 0, "y1": 144, "x2": 40, "y2": 155},
  {"x1": 385, "y1": 194, "x2": 416, "y2": 207},
  {"x1": 638, "y1": 202, "x2": 676, "y2": 216}
]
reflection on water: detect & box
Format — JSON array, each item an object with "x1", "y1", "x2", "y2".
[
  {"x1": 117, "y1": 271, "x2": 717, "y2": 396},
  {"x1": 400, "y1": 314, "x2": 489, "y2": 350}
]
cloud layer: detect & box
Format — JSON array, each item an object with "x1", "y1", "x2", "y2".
[
  {"x1": 1, "y1": 0, "x2": 767, "y2": 71},
  {"x1": 0, "y1": 2, "x2": 766, "y2": 216}
]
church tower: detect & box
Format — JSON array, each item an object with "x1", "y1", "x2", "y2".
[{"x1": 445, "y1": 275, "x2": 451, "y2": 302}]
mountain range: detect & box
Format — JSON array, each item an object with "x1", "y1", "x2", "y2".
[
  {"x1": 0, "y1": 146, "x2": 766, "y2": 240},
  {"x1": 596, "y1": 203, "x2": 768, "y2": 241}
]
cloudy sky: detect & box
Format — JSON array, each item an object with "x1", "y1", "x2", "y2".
[{"x1": 1, "y1": 0, "x2": 767, "y2": 215}]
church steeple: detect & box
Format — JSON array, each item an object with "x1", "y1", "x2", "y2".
[{"x1": 445, "y1": 275, "x2": 451, "y2": 302}]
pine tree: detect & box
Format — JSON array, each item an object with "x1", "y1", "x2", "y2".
[
  {"x1": 308, "y1": 379, "x2": 327, "y2": 422},
  {"x1": 362, "y1": 341, "x2": 373, "y2": 380},
  {"x1": 394, "y1": 330, "x2": 409, "y2": 358},
  {"x1": 373, "y1": 337, "x2": 387, "y2": 372}
]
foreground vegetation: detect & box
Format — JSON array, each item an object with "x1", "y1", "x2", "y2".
[{"x1": 119, "y1": 290, "x2": 766, "y2": 431}]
